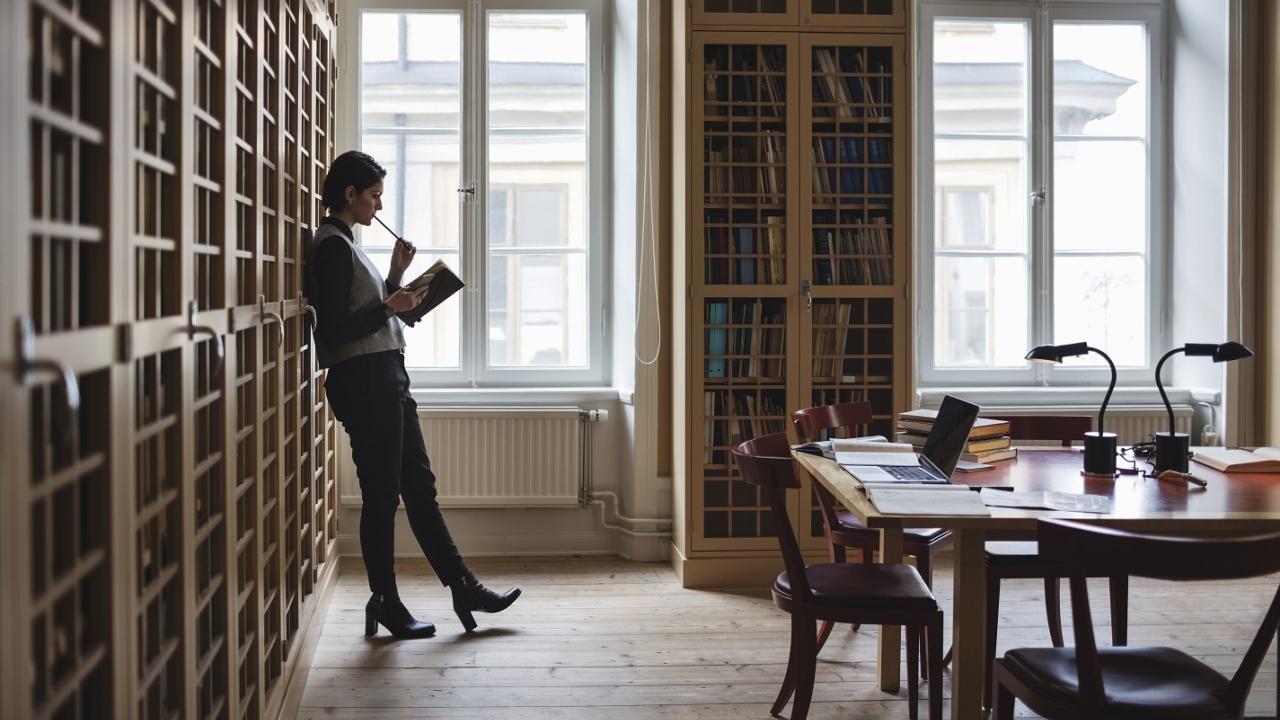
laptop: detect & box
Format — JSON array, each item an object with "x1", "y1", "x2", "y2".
[{"x1": 844, "y1": 395, "x2": 980, "y2": 484}]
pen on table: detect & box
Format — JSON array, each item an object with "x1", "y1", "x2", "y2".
[{"x1": 1155, "y1": 469, "x2": 1208, "y2": 488}]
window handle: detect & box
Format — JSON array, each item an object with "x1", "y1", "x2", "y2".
[
  {"x1": 1030, "y1": 187, "x2": 1046, "y2": 206},
  {"x1": 457, "y1": 184, "x2": 476, "y2": 200},
  {"x1": 15, "y1": 314, "x2": 80, "y2": 449}
]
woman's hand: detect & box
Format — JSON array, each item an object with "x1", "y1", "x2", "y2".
[
  {"x1": 387, "y1": 237, "x2": 416, "y2": 285},
  {"x1": 384, "y1": 282, "x2": 431, "y2": 314}
]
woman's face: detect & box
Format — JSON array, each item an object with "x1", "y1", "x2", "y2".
[{"x1": 345, "y1": 179, "x2": 384, "y2": 226}]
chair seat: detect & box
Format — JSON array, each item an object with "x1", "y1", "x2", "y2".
[
  {"x1": 835, "y1": 510, "x2": 949, "y2": 544},
  {"x1": 774, "y1": 563, "x2": 936, "y2": 609},
  {"x1": 1001, "y1": 646, "x2": 1233, "y2": 720},
  {"x1": 985, "y1": 540, "x2": 1047, "y2": 564}
]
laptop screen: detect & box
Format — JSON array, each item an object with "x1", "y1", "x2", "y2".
[{"x1": 921, "y1": 395, "x2": 981, "y2": 477}]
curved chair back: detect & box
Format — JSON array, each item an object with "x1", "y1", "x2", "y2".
[
  {"x1": 791, "y1": 402, "x2": 873, "y2": 543},
  {"x1": 732, "y1": 433, "x2": 809, "y2": 598},
  {"x1": 1037, "y1": 519, "x2": 1280, "y2": 713}
]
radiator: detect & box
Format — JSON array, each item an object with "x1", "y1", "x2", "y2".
[
  {"x1": 985, "y1": 405, "x2": 1194, "y2": 446},
  {"x1": 411, "y1": 407, "x2": 590, "y2": 507}
]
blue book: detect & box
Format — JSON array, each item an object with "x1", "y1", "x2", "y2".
[
  {"x1": 737, "y1": 228, "x2": 756, "y2": 284},
  {"x1": 706, "y1": 302, "x2": 728, "y2": 377}
]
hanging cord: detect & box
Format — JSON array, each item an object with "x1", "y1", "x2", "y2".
[{"x1": 634, "y1": 0, "x2": 661, "y2": 366}]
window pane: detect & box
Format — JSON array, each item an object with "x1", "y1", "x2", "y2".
[
  {"x1": 933, "y1": 20, "x2": 1028, "y2": 135},
  {"x1": 1054, "y1": 255, "x2": 1145, "y2": 366},
  {"x1": 934, "y1": 256, "x2": 1028, "y2": 367},
  {"x1": 361, "y1": 11, "x2": 462, "y2": 369},
  {"x1": 1054, "y1": 140, "x2": 1144, "y2": 252},
  {"x1": 487, "y1": 253, "x2": 587, "y2": 367},
  {"x1": 934, "y1": 139, "x2": 1027, "y2": 253},
  {"x1": 1053, "y1": 23, "x2": 1146, "y2": 137},
  {"x1": 367, "y1": 251, "x2": 462, "y2": 369},
  {"x1": 487, "y1": 12, "x2": 589, "y2": 368}
]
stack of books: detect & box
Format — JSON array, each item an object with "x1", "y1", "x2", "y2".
[{"x1": 895, "y1": 409, "x2": 1016, "y2": 464}]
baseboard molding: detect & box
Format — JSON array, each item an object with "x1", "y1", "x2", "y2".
[
  {"x1": 273, "y1": 554, "x2": 342, "y2": 720},
  {"x1": 671, "y1": 545, "x2": 829, "y2": 589}
]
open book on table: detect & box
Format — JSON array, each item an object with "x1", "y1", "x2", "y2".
[
  {"x1": 792, "y1": 435, "x2": 888, "y2": 459},
  {"x1": 1190, "y1": 446, "x2": 1280, "y2": 473},
  {"x1": 833, "y1": 438, "x2": 919, "y2": 467},
  {"x1": 865, "y1": 484, "x2": 990, "y2": 516},
  {"x1": 397, "y1": 259, "x2": 465, "y2": 326}
]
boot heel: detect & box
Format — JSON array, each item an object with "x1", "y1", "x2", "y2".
[
  {"x1": 364, "y1": 610, "x2": 378, "y2": 637},
  {"x1": 455, "y1": 607, "x2": 477, "y2": 632}
]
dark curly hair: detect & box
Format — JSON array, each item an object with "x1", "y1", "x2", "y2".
[{"x1": 321, "y1": 150, "x2": 387, "y2": 211}]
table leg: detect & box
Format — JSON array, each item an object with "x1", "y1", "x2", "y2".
[
  {"x1": 950, "y1": 528, "x2": 988, "y2": 720},
  {"x1": 877, "y1": 524, "x2": 905, "y2": 693}
]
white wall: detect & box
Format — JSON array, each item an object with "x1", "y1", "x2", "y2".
[
  {"x1": 332, "y1": 0, "x2": 672, "y2": 565},
  {"x1": 1168, "y1": 0, "x2": 1229, "y2": 440}
]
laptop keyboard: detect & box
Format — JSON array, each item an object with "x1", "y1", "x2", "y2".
[{"x1": 884, "y1": 465, "x2": 940, "y2": 481}]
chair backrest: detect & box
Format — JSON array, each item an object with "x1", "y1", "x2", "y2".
[
  {"x1": 791, "y1": 402, "x2": 873, "y2": 543},
  {"x1": 791, "y1": 402, "x2": 874, "y2": 444},
  {"x1": 986, "y1": 415, "x2": 1092, "y2": 447},
  {"x1": 1037, "y1": 519, "x2": 1280, "y2": 713},
  {"x1": 732, "y1": 433, "x2": 810, "y2": 598}
]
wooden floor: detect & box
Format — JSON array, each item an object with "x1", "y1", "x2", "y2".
[{"x1": 295, "y1": 555, "x2": 1278, "y2": 719}]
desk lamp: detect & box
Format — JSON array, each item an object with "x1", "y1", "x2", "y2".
[
  {"x1": 1025, "y1": 342, "x2": 1117, "y2": 476},
  {"x1": 1154, "y1": 341, "x2": 1253, "y2": 473}
]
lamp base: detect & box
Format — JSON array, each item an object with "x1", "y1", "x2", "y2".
[
  {"x1": 1154, "y1": 432, "x2": 1190, "y2": 474},
  {"x1": 1082, "y1": 431, "x2": 1117, "y2": 476}
]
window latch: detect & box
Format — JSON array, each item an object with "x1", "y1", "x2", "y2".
[
  {"x1": 457, "y1": 184, "x2": 476, "y2": 201},
  {"x1": 1030, "y1": 187, "x2": 1046, "y2": 206}
]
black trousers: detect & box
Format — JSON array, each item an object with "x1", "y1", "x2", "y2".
[{"x1": 324, "y1": 349, "x2": 467, "y2": 597}]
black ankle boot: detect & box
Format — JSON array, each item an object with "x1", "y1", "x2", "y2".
[
  {"x1": 450, "y1": 574, "x2": 520, "y2": 632},
  {"x1": 365, "y1": 594, "x2": 436, "y2": 639}
]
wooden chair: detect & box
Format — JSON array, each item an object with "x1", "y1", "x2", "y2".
[
  {"x1": 981, "y1": 414, "x2": 1129, "y2": 709},
  {"x1": 791, "y1": 402, "x2": 953, "y2": 664},
  {"x1": 733, "y1": 432, "x2": 943, "y2": 720},
  {"x1": 992, "y1": 519, "x2": 1280, "y2": 720}
]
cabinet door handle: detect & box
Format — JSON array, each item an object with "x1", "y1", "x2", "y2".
[
  {"x1": 802, "y1": 280, "x2": 813, "y2": 310},
  {"x1": 187, "y1": 300, "x2": 225, "y2": 378},
  {"x1": 15, "y1": 314, "x2": 80, "y2": 448},
  {"x1": 259, "y1": 295, "x2": 284, "y2": 350}
]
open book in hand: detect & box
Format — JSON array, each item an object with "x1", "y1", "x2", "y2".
[
  {"x1": 1191, "y1": 446, "x2": 1280, "y2": 473},
  {"x1": 397, "y1": 259, "x2": 465, "y2": 326}
]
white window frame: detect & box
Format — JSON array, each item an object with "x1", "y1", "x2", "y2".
[
  {"x1": 916, "y1": 0, "x2": 1165, "y2": 388},
  {"x1": 338, "y1": 0, "x2": 609, "y2": 388}
]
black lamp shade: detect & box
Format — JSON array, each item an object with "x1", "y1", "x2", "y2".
[
  {"x1": 1025, "y1": 341, "x2": 1089, "y2": 364},
  {"x1": 1212, "y1": 341, "x2": 1254, "y2": 363}
]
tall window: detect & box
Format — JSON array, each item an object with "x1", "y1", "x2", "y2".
[
  {"x1": 918, "y1": 1, "x2": 1163, "y2": 385},
  {"x1": 353, "y1": 1, "x2": 604, "y2": 386}
]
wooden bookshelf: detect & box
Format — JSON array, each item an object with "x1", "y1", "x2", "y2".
[
  {"x1": 0, "y1": 1, "x2": 341, "y2": 717},
  {"x1": 677, "y1": 8, "x2": 912, "y2": 584}
]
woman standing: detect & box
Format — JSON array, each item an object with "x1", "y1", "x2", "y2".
[{"x1": 308, "y1": 150, "x2": 519, "y2": 637}]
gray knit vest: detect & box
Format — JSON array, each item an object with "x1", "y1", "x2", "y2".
[{"x1": 308, "y1": 222, "x2": 406, "y2": 369}]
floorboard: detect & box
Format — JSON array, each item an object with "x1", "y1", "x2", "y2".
[{"x1": 296, "y1": 555, "x2": 1278, "y2": 719}]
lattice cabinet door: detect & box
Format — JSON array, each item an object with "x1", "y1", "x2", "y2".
[
  {"x1": 13, "y1": 0, "x2": 122, "y2": 717},
  {"x1": 800, "y1": 0, "x2": 906, "y2": 29},
  {"x1": 693, "y1": 0, "x2": 798, "y2": 28},
  {"x1": 797, "y1": 34, "x2": 910, "y2": 546},
  {"x1": 691, "y1": 33, "x2": 803, "y2": 552}
]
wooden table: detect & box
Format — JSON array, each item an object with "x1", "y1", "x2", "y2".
[{"x1": 793, "y1": 448, "x2": 1280, "y2": 720}]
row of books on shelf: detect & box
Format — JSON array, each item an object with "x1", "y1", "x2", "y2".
[
  {"x1": 705, "y1": 217, "x2": 785, "y2": 284},
  {"x1": 705, "y1": 133, "x2": 784, "y2": 203},
  {"x1": 813, "y1": 221, "x2": 892, "y2": 285},
  {"x1": 812, "y1": 49, "x2": 890, "y2": 120},
  {"x1": 705, "y1": 299, "x2": 786, "y2": 379},
  {"x1": 705, "y1": 55, "x2": 785, "y2": 106},
  {"x1": 703, "y1": 390, "x2": 788, "y2": 463},
  {"x1": 896, "y1": 409, "x2": 1016, "y2": 464},
  {"x1": 814, "y1": 136, "x2": 891, "y2": 166}
]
